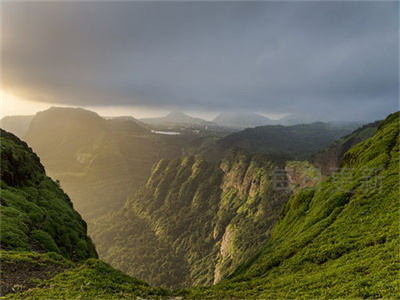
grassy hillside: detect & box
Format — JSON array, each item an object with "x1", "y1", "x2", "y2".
[
  {"x1": 186, "y1": 111, "x2": 399, "y2": 298},
  {"x1": 0, "y1": 128, "x2": 169, "y2": 299},
  {"x1": 312, "y1": 120, "x2": 381, "y2": 175},
  {"x1": 4, "y1": 253, "x2": 169, "y2": 299},
  {"x1": 92, "y1": 151, "x2": 290, "y2": 288},
  {"x1": 0, "y1": 129, "x2": 97, "y2": 260}
]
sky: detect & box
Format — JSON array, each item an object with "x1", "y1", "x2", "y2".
[{"x1": 1, "y1": 1, "x2": 399, "y2": 121}]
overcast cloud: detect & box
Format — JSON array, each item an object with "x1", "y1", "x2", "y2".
[{"x1": 2, "y1": 1, "x2": 398, "y2": 121}]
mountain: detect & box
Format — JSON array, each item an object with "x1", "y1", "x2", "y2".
[
  {"x1": 0, "y1": 128, "x2": 169, "y2": 299},
  {"x1": 0, "y1": 128, "x2": 97, "y2": 260},
  {"x1": 91, "y1": 151, "x2": 291, "y2": 288},
  {"x1": 215, "y1": 122, "x2": 359, "y2": 160},
  {"x1": 141, "y1": 111, "x2": 213, "y2": 126},
  {"x1": 276, "y1": 114, "x2": 308, "y2": 126},
  {"x1": 2, "y1": 111, "x2": 398, "y2": 298},
  {"x1": 22, "y1": 107, "x2": 216, "y2": 221},
  {"x1": 213, "y1": 112, "x2": 274, "y2": 129},
  {"x1": 25, "y1": 107, "x2": 110, "y2": 172},
  {"x1": 187, "y1": 111, "x2": 400, "y2": 298},
  {"x1": 312, "y1": 120, "x2": 381, "y2": 175},
  {"x1": 23, "y1": 107, "x2": 183, "y2": 220},
  {"x1": 106, "y1": 116, "x2": 150, "y2": 134},
  {"x1": 0, "y1": 115, "x2": 33, "y2": 138},
  {"x1": 142, "y1": 111, "x2": 235, "y2": 138}
]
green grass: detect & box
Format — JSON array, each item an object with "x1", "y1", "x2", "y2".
[
  {"x1": 185, "y1": 111, "x2": 400, "y2": 298},
  {"x1": 0, "y1": 250, "x2": 73, "y2": 268},
  {"x1": 0, "y1": 129, "x2": 97, "y2": 261},
  {"x1": 3, "y1": 254, "x2": 170, "y2": 299}
]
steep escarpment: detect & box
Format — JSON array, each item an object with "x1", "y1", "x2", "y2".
[
  {"x1": 92, "y1": 151, "x2": 291, "y2": 288},
  {"x1": 187, "y1": 111, "x2": 399, "y2": 298}
]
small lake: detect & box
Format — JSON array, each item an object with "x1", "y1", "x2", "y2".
[{"x1": 151, "y1": 130, "x2": 181, "y2": 136}]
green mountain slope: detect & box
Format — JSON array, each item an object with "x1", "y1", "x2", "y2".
[
  {"x1": 0, "y1": 129, "x2": 169, "y2": 299},
  {"x1": 4, "y1": 255, "x2": 169, "y2": 299},
  {"x1": 312, "y1": 120, "x2": 381, "y2": 175},
  {"x1": 187, "y1": 111, "x2": 399, "y2": 298},
  {"x1": 0, "y1": 129, "x2": 97, "y2": 260},
  {"x1": 92, "y1": 151, "x2": 291, "y2": 288}
]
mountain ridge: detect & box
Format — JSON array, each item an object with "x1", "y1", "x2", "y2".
[
  {"x1": 141, "y1": 111, "x2": 215, "y2": 127},
  {"x1": 212, "y1": 112, "x2": 274, "y2": 128}
]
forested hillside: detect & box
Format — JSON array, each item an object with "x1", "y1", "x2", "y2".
[
  {"x1": 92, "y1": 151, "x2": 291, "y2": 287},
  {"x1": 215, "y1": 122, "x2": 358, "y2": 160}
]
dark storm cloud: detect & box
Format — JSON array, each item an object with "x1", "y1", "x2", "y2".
[{"x1": 2, "y1": 1, "x2": 398, "y2": 121}]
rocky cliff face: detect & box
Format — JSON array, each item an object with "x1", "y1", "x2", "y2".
[
  {"x1": 92, "y1": 151, "x2": 291, "y2": 288},
  {"x1": 284, "y1": 160, "x2": 320, "y2": 192}
]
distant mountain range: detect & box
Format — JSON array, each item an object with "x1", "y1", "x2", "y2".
[
  {"x1": 141, "y1": 111, "x2": 293, "y2": 129},
  {"x1": 0, "y1": 107, "x2": 223, "y2": 222},
  {"x1": 0, "y1": 110, "x2": 366, "y2": 136},
  {"x1": 141, "y1": 111, "x2": 214, "y2": 127},
  {"x1": 212, "y1": 112, "x2": 274, "y2": 128},
  {"x1": 210, "y1": 122, "x2": 362, "y2": 161},
  {"x1": 0, "y1": 107, "x2": 366, "y2": 221},
  {"x1": 16, "y1": 107, "x2": 201, "y2": 220}
]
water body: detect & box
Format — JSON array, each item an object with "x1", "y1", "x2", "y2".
[{"x1": 151, "y1": 130, "x2": 181, "y2": 136}]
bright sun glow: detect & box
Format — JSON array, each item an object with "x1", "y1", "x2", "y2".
[
  {"x1": 0, "y1": 90, "x2": 289, "y2": 121},
  {"x1": 0, "y1": 91, "x2": 52, "y2": 118}
]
